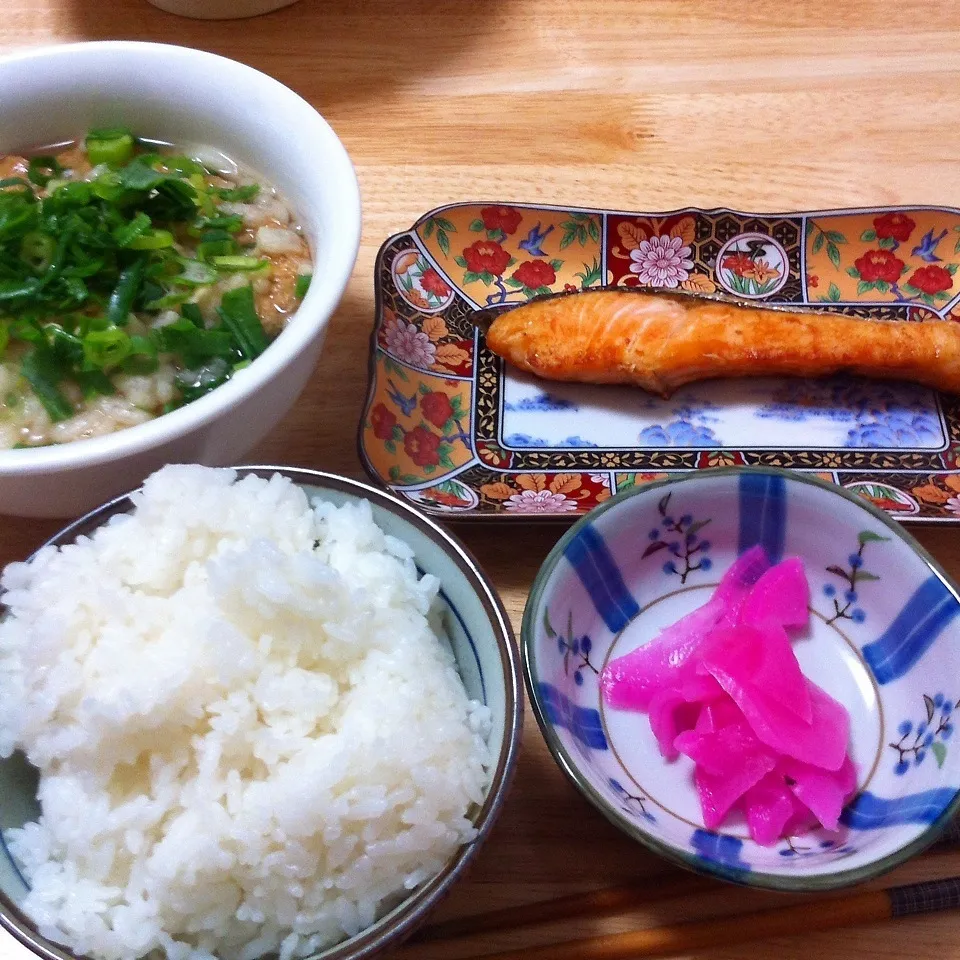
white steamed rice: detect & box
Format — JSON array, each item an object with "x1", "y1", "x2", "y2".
[{"x1": 0, "y1": 465, "x2": 492, "y2": 960}]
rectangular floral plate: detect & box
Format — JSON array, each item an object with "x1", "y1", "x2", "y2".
[{"x1": 359, "y1": 202, "x2": 960, "y2": 521}]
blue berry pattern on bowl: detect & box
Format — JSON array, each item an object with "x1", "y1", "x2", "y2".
[{"x1": 523, "y1": 468, "x2": 960, "y2": 891}]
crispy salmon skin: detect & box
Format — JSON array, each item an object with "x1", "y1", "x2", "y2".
[{"x1": 484, "y1": 289, "x2": 960, "y2": 397}]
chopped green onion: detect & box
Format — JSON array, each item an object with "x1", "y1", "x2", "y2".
[
  {"x1": 85, "y1": 129, "x2": 135, "y2": 168},
  {"x1": 200, "y1": 228, "x2": 234, "y2": 244},
  {"x1": 47, "y1": 325, "x2": 84, "y2": 367},
  {"x1": 114, "y1": 213, "x2": 152, "y2": 248},
  {"x1": 197, "y1": 239, "x2": 235, "y2": 260},
  {"x1": 175, "y1": 356, "x2": 232, "y2": 403},
  {"x1": 19, "y1": 232, "x2": 55, "y2": 273},
  {"x1": 210, "y1": 256, "x2": 268, "y2": 272},
  {"x1": 76, "y1": 370, "x2": 116, "y2": 398},
  {"x1": 10, "y1": 319, "x2": 44, "y2": 343},
  {"x1": 107, "y1": 258, "x2": 146, "y2": 326},
  {"x1": 171, "y1": 259, "x2": 218, "y2": 287},
  {"x1": 128, "y1": 229, "x2": 174, "y2": 251},
  {"x1": 217, "y1": 285, "x2": 267, "y2": 360},
  {"x1": 295, "y1": 273, "x2": 312, "y2": 299},
  {"x1": 180, "y1": 303, "x2": 204, "y2": 326},
  {"x1": 121, "y1": 335, "x2": 159, "y2": 375},
  {"x1": 144, "y1": 290, "x2": 192, "y2": 310},
  {"x1": 82, "y1": 327, "x2": 131, "y2": 371},
  {"x1": 27, "y1": 156, "x2": 61, "y2": 188},
  {"x1": 63, "y1": 277, "x2": 89, "y2": 302},
  {"x1": 87, "y1": 126, "x2": 133, "y2": 141},
  {"x1": 0, "y1": 279, "x2": 40, "y2": 302},
  {"x1": 48, "y1": 181, "x2": 92, "y2": 207},
  {"x1": 215, "y1": 184, "x2": 259, "y2": 202},
  {"x1": 189, "y1": 214, "x2": 244, "y2": 237},
  {"x1": 156, "y1": 319, "x2": 236, "y2": 368},
  {"x1": 21, "y1": 349, "x2": 72, "y2": 421},
  {"x1": 91, "y1": 171, "x2": 124, "y2": 202}
]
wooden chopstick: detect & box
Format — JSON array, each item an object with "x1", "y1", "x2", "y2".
[
  {"x1": 413, "y1": 873, "x2": 715, "y2": 942},
  {"x1": 439, "y1": 876, "x2": 960, "y2": 960},
  {"x1": 414, "y1": 815, "x2": 960, "y2": 944}
]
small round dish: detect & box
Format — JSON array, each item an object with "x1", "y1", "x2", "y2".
[
  {"x1": 0, "y1": 467, "x2": 522, "y2": 960},
  {"x1": 0, "y1": 43, "x2": 361, "y2": 518},
  {"x1": 523, "y1": 467, "x2": 960, "y2": 891}
]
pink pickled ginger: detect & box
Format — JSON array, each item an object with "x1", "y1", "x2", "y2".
[{"x1": 599, "y1": 548, "x2": 856, "y2": 846}]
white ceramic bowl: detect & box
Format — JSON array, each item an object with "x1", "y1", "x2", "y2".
[
  {"x1": 0, "y1": 42, "x2": 360, "y2": 518},
  {"x1": 145, "y1": 0, "x2": 299, "y2": 18}
]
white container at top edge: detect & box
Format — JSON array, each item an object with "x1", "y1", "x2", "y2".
[
  {"x1": 0, "y1": 42, "x2": 360, "y2": 518},
  {"x1": 145, "y1": 0, "x2": 299, "y2": 19}
]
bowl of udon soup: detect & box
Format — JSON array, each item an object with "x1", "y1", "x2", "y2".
[
  {"x1": 0, "y1": 465, "x2": 523, "y2": 960},
  {"x1": 0, "y1": 42, "x2": 360, "y2": 518}
]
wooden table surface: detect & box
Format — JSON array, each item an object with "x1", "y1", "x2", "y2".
[{"x1": 4, "y1": 2, "x2": 960, "y2": 958}]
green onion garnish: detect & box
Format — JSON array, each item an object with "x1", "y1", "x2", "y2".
[
  {"x1": 21, "y1": 349, "x2": 72, "y2": 421},
  {"x1": 128, "y1": 229, "x2": 174, "y2": 251},
  {"x1": 85, "y1": 128, "x2": 135, "y2": 168},
  {"x1": 215, "y1": 184, "x2": 259, "y2": 202},
  {"x1": 82, "y1": 327, "x2": 132, "y2": 371},
  {"x1": 295, "y1": 273, "x2": 312, "y2": 299},
  {"x1": 217, "y1": 285, "x2": 268, "y2": 360},
  {"x1": 19, "y1": 232, "x2": 55, "y2": 274},
  {"x1": 27, "y1": 156, "x2": 62, "y2": 188},
  {"x1": 106, "y1": 259, "x2": 146, "y2": 326},
  {"x1": 210, "y1": 256, "x2": 268, "y2": 272},
  {"x1": 197, "y1": 239, "x2": 236, "y2": 260},
  {"x1": 180, "y1": 303, "x2": 204, "y2": 326},
  {"x1": 0, "y1": 129, "x2": 291, "y2": 431}
]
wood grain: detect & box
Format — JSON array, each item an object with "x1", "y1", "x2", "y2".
[{"x1": 3, "y1": 2, "x2": 960, "y2": 958}]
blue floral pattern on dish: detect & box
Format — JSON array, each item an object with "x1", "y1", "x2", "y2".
[
  {"x1": 544, "y1": 608, "x2": 599, "y2": 687},
  {"x1": 890, "y1": 694, "x2": 958, "y2": 775},
  {"x1": 501, "y1": 374, "x2": 944, "y2": 453},
  {"x1": 641, "y1": 491, "x2": 713, "y2": 584},
  {"x1": 609, "y1": 778, "x2": 655, "y2": 822},
  {"x1": 756, "y1": 378, "x2": 944, "y2": 450},
  {"x1": 638, "y1": 421, "x2": 719, "y2": 446},
  {"x1": 779, "y1": 837, "x2": 857, "y2": 858},
  {"x1": 822, "y1": 529, "x2": 890, "y2": 625},
  {"x1": 503, "y1": 392, "x2": 577, "y2": 412},
  {"x1": 503, "y1": 433, "x2": 599, "y2": 448}
]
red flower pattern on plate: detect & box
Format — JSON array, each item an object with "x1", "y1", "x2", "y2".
[
  {"x1": 370, "y1": 403, "x2": 396, "y2": 440},
  {"x1": 854, "y1": 249, "x2": 905, "y2": 284},
  {"x1": 909, "y1": 264, "x2": 953, "y2": 295},
  {"x1": 873, "y1": 212, "x2": 916, "y2": 243},
  {"x1": 721, "y1": 253, "x2": 754, "y2": 277},
  {"x1": 462, "y1": 240, "x2": 511, "y2": 276},
  {"x1": 480, "y1": 206, "x2": 523, "y2": 236},
  {"x1": 421, "y1": 391, "x2": 454, "y2": 428},
  {"x1": 420, "y1": 268, "x2": 452, "y2": 298},
  {"x1": 427, "y1": 490, "x2": 468, "y2": 507},
  {"x1": 512, "y1": 259, "x2": 557, "y2": 289},
  {"x1": 404, "y1": 426, "x2": 441, "y2": 466}
]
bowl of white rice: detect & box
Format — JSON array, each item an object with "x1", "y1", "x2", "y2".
[{"x1": 0, "y1": 465, "x2": 522, "y2": 960}]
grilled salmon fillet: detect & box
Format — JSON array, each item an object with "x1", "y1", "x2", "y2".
[{"x1": 484, "y1": 290, "x2": 960, "y2": 397}]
